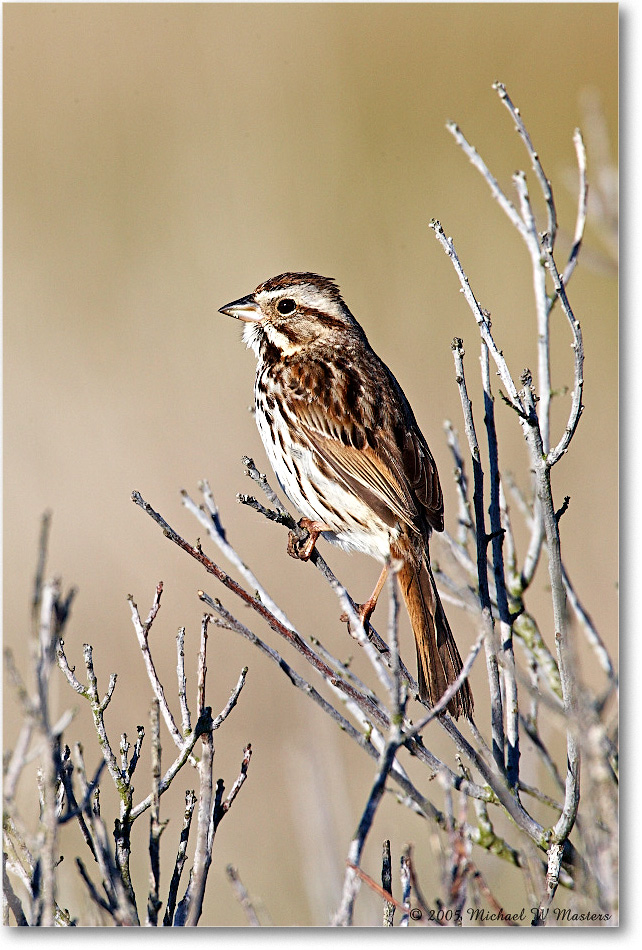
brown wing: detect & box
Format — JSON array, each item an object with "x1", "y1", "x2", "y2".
[
  {"x1": 280, "y1": 354, "x2": 444, "y2": 535},
  {"x1": 293, "y1": 398, "x2": 417, "y2": 530},
  {"x1": 390, "y1": 396, "x2": 444, "y2": 533}
]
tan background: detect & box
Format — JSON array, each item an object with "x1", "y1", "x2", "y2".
[{"x1": 4, "y1": 3, "x2": 617, "y2": 927}]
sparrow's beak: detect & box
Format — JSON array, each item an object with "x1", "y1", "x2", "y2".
[{"x1": 218, "y1": 294, "x2": 262, "y2": 323}]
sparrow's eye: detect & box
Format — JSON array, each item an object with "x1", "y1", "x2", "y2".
[{"x1": 277, "y1": 298, "x2": 296, "y2": 315}]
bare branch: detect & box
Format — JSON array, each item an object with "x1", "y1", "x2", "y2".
[
  {"x1": 562, "y1": 128, "x2": 589, "y2": 285},
  {"x1": 216, "y1": 744, "x2": 253, "y2": 826},
  {"x1": 176, "y1": 626, "x2": 191, "y2": 736},
  {"x1": 540, "y1": 235, "x2": 585, "y2": 467},
  {"x1": 3, "y1": 859, "x2": 29, "y2": 926},
  {"x1": 212, "y1": 666, "x2": 249, "y2": 730},
  {"x1": 146, "y1": 700, "x2": 164, "y2": 926},
  {"x1": 183, "y1": 481, "x2": 296, "y2": 632},
  {"x1": 128, "y1": 585, "x2": 186, "y2": 755},
  {"x1": 163, "y1": 790, "x2": 197, "y2": 926},
  {"x1": 446, "y1": 120, "x2": 528, "y2": 240},
  {"x1": 182, "y1": 726, "x2": 214, "y2": 927},
  {"x1": 128, "y1": 708, "x2": 213, "y2": 823},
  {"x1": 332, "y1": 570, "x2": 406, "y2": 926},
  {"x1": 451, "y1": 339, "x2": 504, "y2": 769},
  {"x1": 493, "y1": 81, "x2": 557, "y2": 245},
  {"x1": 480, "y1": 340, "x2": 520, "y2": 787},
  {"x1": 430, "y1": 221, "x2": 524, "y2": 414},
  {"x1": 226, "y1": 865, "x2": 261, "y2": 926},
  {"x1": 382, "y1": 840, "x2": 395, "y2": 926}
]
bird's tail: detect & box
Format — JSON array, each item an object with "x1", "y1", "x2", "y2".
[{"x1": 394, "y1": 550, "x2": 474, "y2": 719}]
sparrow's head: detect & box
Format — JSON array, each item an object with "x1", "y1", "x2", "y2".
[{"x1": 219, "y1": 272, "x2": 363, "y2": 357}]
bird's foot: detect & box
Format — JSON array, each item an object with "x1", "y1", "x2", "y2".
[
  {"x1": 339, "y1": 563, "x2": 388, "y2": 639},
  {"x1": 340, "y1": 599, "x2": 377, "y2": 640},
  {"x1": 286, "y1": 518, "x2": 326, "y2": 561}
]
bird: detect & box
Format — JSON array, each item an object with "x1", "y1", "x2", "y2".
[{"x1": 219, "y1": 272, "x2": 473, "y2": 719}]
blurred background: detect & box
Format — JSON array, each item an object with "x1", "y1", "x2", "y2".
[{"x1": 4, "y1": 2, "x2": 617, "y2": 927}]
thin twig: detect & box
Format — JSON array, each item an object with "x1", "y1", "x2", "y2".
[
  {"x1": 215, "y1": 744, "x2": 252, "y2": 827},
  {"x1": 382, "y1": 840, "x2": 395, "y2": 926},
  {"x1": 480, "y1": 339, "x2": 520, "y2": 787},
  {"x1": 176, "y1": 626, "x2": 191, "y2": 736},
  {"x1": 212, "y1": 666, "x2": 249, "y2": 730},
  {"x1": 493, "y1": 81, "x2": 557, "y2": 246},
  {"x1": 182, "y1": 726, "x2": 214, "y2": 927},
  {"x1": 562, "y1": 129, "x2": 589, "y2": 286},
  {"x1": 183, "y1": 481, "x2": 296, "y2": 632},
  {"x1": 128, "y1": 585, "x2": 186, "y2": 755},
  {"x1": 451, "y1": 339, "x2": 504, "y2": 770},
  {"x1": 332, "y1": 570, "x2": 406, "y2": 926},
  {"x1": 163, "y1": 790, "x2": 197, "y2": 926},
  {"x1": 540, "y1": 235, "x2": 585, "y2": 468},
  {"x1": 146, "y1": 700, "x2": 164, "y2": 926},
  {"x1": 226, "y1": 865, "x2": 261, "y2": 926}
]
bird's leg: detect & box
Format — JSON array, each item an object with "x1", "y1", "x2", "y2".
[
  {"x1": 341, "y1": 563, "x2": 389, "y2": 634},
  {"x1": 286, "y1": 517, "x2": 329, "y2": 561},
  {"x1": 359, "y1": 563, "x2": 389, "y2": 625}
]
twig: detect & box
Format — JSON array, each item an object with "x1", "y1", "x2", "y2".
[
  {"x1": 399, "y1": 851, "x2": 411, "y2": 927},
  {"x1": 507, "y1": 473, "x2": 612, "y2": 682},
  {"x1": 332, "y1": 737, "x2": 401, "y2": 926},
  {"x1": 333, "y1": 572, "x2": 406, "y2": 926},
  {"x1": 404, "y1": 628, "x2": 485, "y2": 739},
  {"x1": 533, "y1": 842, "x2": 565, "y2": 926},
  {"x1": 430, "y1": 222, "x2": 524, "y2": 413},
  {"x1": 214, "y1": 744, "x2": 253, "y2": 829},
  {"x1": 196, "y1": 614, "x2": 209, "y2": 718},
  {"x1": 31, "y1": 511, "x2": 52, "y2": 626},
  {"x1": 128, "y1": 708, "x2": 213, "y2": 823},
  {"x1": 238, "y1": 464, "x2": 398, "y2": 697},
  {"x1": 3, "y1": 719, "x2": 35, "y2": 805},
  {"x1": 3, "y1": 859, "x2": 29, "y2": 926},
  {"x1": 212, "y1": 666, "x2": 249, "y2": 730},
  {"x1": 446, "y1": 120, "x2": 528, "y2": 240},
  {"x1": 56, "y1": 640, "x2": 123, "y2": 793},
  {"x1": 444, "y1": 420, "x2": 475, "y2": 549},
  {"x1": 451, "y1": 339, "x2": 504, "y2": 770},
  {"x1": 133, "y1": 490, "x2": 394, "y2": 708},
  {"x1": 493, "y1": 81, "x2": 557, "y2": 246},
  {"x1": 382, "y1": 840, "x2": 395, "y2": 926},
  {"x1": 128, "y1": 585, "x2": 187, "y2": 755},
  {"x1": 176, "y1": 626, "x2": 191, "y2": 736},
  {"x1": 562, "y1": 129, "x2": 589, "y2": 286},
  {"x1": 226, "y1": 865, "x2": 261, "y2": 926},
  {"x1": 198, "y1": 599, "x2": 461, "y2": 833},
  {"x1": 562, "y1": 563, "x2": 615, "y2": 681},
  {"x1": 202, "y1": 595, "x2": 379, "y2": 741},
  {"x1": 540, "y1": 235, "x2": 585, "y2": 468},
  {"x1": 236, "y1": 461, "x2": 514, "y2": 816},
  {"x1": 480, "y1": 339, "x2": 520, "y2": 787},
  {"x1": 468, "y1": 861, "x2": 521, "y2": 927},
  {"x1": 146, "y1": 700, "x2": 164, "y2": 926},
  {"x1": 75, "y1": 857, "x2": 112, "y2": 917},
  {"x1": 58, "y1": 755, "x2": 106, "y2": 826},
  {"x1": 440, "y1": 772, "x2": 470, "y2": 925},
  {"x1": 241, "y1": 455, "x2": 291, "y2": 515},
  {"x1": 518, "y1": 377, "x2": 581, "y2": 846},
  {"x1": 182, "y1": 723, "x2": 214, "y2": 927},
  {"x1": 183, "y1": 481, "x2": 296, "y2": 632},
  {"x1": 345, "y1": 862, "x2": 408, "y2": 913},
  {"x1": 163, "y1": 790, "x2": 197, "y2": 926}
]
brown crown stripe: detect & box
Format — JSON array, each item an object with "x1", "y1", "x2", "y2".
[{"x1": 256, "y1": 272, "x2": 344, "y2": 302}]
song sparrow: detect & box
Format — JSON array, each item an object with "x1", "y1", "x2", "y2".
[{"x1": 220, "y1": 273, "x2": 473, "y2": 719}]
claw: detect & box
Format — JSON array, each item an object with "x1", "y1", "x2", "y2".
[
  {"x1": 339, "y1": 563, "x2": 389, "y2": 639},
  {"x1": 340, "y1": 601, "x2": 376, "y2": 640}
]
